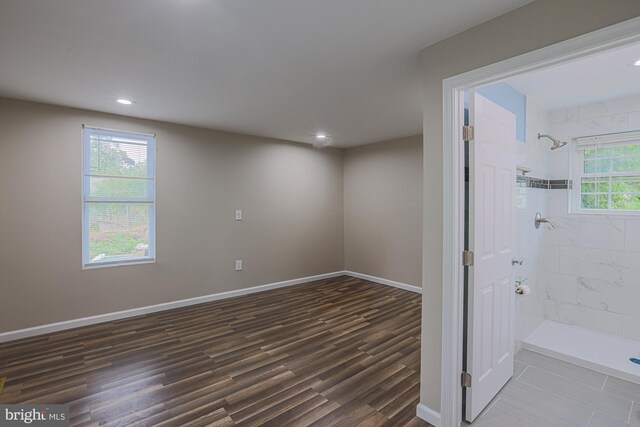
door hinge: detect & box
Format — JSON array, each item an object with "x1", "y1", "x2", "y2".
[
  {"x1": 461, "y1": 372, "x2": 472, "y2": 388},
  {"x1": 462, "y1": 250, "x2": 474, "y2": 267},
  {"x1": 463, "y1": 125, "x2": 474, "y2": 142}
]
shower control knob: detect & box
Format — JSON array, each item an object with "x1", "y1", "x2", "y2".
[{"x1": 511, "y1": 258, "x2": 524, "y2": 266}]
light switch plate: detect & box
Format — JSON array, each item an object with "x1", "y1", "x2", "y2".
[
  {"x1": 235, "y1": 260, "x2": 243, "y2": 271},
  {"x1": 235, "y1": 210, "x2": 242, "y2": 221}
]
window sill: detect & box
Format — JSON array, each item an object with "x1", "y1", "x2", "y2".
[
  {"x1": 83, "y1": 258, "x2": 156, "y2": 270},
  {"x1": 568, "y1": 210, "x2": 640, "y2": 218}
]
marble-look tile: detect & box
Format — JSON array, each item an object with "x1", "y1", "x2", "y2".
[
  {"x1": 516, "y1": 96, "x2": 549, "y2": 347},
  {"x1": 543, "y1": 299, "x2": 582, "y2": 325},
  {"x1": 515, "y1": 186, "x2": 528, "y2": 210},
  {"x1": 514, "y1": 241, "x2": 545, "y2": 346},
  {"x1": 625, "y1": 220, "x2": 640, "y2": 252},
  {"x1": 514, "y1": 113, "x2": 548, "y2": 353},
  {"x1": 517, "y1": 128, "x2": 548, "y2": 176},
  {"x1": 515, "y1": 309, "x2": 544, "y2": 349},
  {"x1": 527, "y1": 97, "x2": 551, "y2": 122},
  {"x1": 628, "y1": 111, "x2": 640, "y2": 131},
  {"x1": 547, "y1": 150, "x2": 570, "y2": 180},
  {"x1": 540, "y1": 244, "x2": 559, "y2": 273},
  {"x1": 544, "y1": 271, "x2": 578, "y2": 304},
  {"x1": 594, "y1": 93, "x2": 640, "y2": 117},
  {"x1": 544, "y1": 299, "x2": 623, "y2": 335},
  {"x1": 577, "y1": 275, "x2": 640, "y2": 315},
  {"x1": 550, "y1": 114, "x2": 629, "y2": 140},
  {"x1": 589, "y1": 308, "x2": 624, "y2": 336},
  {"x1": 573, "y1": 217, "x2": 625, "y2": 250},
  {"x1": 527, "y1": 189, "x2": 547, "y2": 214},
  {"x1": 544, "y1": 217, "x2": 625, "y2": 251},
  {"x1": 558, "y1": 247, "x2": 622, "y2": 282},
  {"x1": 504, "y1": 92, "x2": 640, "y2": 426},
  {"x1": 519, "y1": 233, "x2": 542, "y2": 265},
  {"x1": 622, "y1": 314, "x2": 640, "y2": 342},
  {"x1": 577, "y1": 95, "x2": 640, "y2": 121},
  {"x1": 610, "y1": 252, "x2": 640, "y2": 295},
  {"x1": 546, "y1": 191, "x2": 569, "y2": 217},
  {"x1": 580, "y1": 101, "x2": 611, "y2": 121},
  {"x1": 543, "y1": 219, "x2": 578, "y2": 247},
  {"x1": 549, "y1": 107, "x2": 579, "y2": 124}
]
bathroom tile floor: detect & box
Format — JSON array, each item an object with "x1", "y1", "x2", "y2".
[{"x1": 469, "y1": 349, "x2": 640, "y2": 426}]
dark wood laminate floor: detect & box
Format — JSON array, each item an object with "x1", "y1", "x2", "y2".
[{"x1": 0, "y1": 276, "x2": 430, "y2": 427}]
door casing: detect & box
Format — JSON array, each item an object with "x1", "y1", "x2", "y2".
[{"x1": 439, "y1": 16, "x2": 640, "y2": 427}]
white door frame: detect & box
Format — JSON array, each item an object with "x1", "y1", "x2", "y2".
[{"x1": 440, "y1": 16, "x2": 640, "y2": 427}]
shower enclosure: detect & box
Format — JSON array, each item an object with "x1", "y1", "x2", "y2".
[{"x1": 515, "y1": 94, "x2": 640, "y2": 384}]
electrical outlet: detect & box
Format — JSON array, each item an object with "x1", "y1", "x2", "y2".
[
  {"x1": 235, "y1": 210, "x2": 242, "y2": 221},
  {"x1": 235, "y1": 260, "x2": 243, "y2": 271}
]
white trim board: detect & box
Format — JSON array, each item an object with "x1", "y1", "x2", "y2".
[
  {"x1": 0, "y1": 270, "x2": 420, "y2": 343},
  {"x1": 440, "y1": 16, "x2": 640, "y2": 427},
  {"x1": 417, "y1": 403, "x2": 442, "y2": 427},
  {"x1": 0, "y1": 271, "x2": 344, "y2": 343},
  {"x1": 344, "y1": 271, "x2": 422, "y2": 293}
]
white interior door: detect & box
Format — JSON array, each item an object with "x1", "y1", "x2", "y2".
[{"x1": 465, "y1": 92, "x2": 517, "y2": 422}]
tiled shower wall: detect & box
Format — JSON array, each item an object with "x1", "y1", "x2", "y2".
[
  {"x1": 513, "y1": 97, "x2": 549, "y2": 350},
  {"x1": 539, "y1": 93, "x2": 640, "y2": 342}
]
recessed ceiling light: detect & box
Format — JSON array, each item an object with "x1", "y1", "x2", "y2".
[
  {"x1": 312, "y1": 133, "x2": 332, "y2": 148},
  {"x1": 634, "y1": 59, "x2": 640, "y2": 66},
  {"x1": 116, "y1": 98, "x2": 133, "y2": 105}
]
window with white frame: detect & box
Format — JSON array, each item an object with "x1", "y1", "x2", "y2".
[
  {"x1": 82, "y1": 126, "x2": 156, "y2": 267},
  {"x1": 573, "y1": 131, "x2": 640, "y2": 213}
]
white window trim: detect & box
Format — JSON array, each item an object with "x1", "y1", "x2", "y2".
[
  {"x1": 570, "y1": 130, "x2": 640, "y2": 216},
  {"x1": 81, "y1": 125, "x2": 157, "y2": 268}
]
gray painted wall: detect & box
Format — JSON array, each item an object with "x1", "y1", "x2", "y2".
[
  {"x1": 0, "y1": 98, "x2": 345, "y2": 332},
  {"x1": 344, "y1": 135, "x2": 423, "y2": 287},
  {"x1": 0, "y1": 98, "x2": 424, "y2": 335},
  {"x1": 419, "y1": 0, "x2": 640, "y2": 413}
]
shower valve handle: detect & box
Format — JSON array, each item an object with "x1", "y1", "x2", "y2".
[{"x1": 535, "y1": 212, "x2": 556, "y2": 229}]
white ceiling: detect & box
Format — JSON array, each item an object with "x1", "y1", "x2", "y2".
[
  {"x1": 0, "y1": 0, "x2": 533, "y2": 147},
  {"x1": 507, "y1": 42, "x2": 640, "y2": 111}
]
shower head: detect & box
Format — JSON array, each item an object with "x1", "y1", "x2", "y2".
[{"x1": 538, "y1": 133, "x2": 567, "y2": 150}]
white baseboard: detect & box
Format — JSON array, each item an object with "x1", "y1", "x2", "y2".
[
  {"x1": 0, "y1": 271, "x2": 345, "y2": 343},
  {"x1": 416, "y1": 403, "x2": 441, "y2": 427},
  {"x1": 344, "y1": 270, "x2": 422, "y2": 293},
  {"x1": 0, "y1": 270, "x2": 421, "y2": 343}
]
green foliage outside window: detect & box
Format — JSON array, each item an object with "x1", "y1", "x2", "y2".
[
  {"x1": 581, "y1": 143, "x2": 640, "y2": 211},
  {"x1": 88, "y1": 138, "x2": 151, "y2": 260}
]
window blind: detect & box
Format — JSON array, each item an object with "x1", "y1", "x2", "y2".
[
  {"x1": 573, "y1": 130, "x2": 640, "y2": 212},
  {"x1": 575, "y1": 130, "x2": 640, "y2": 149},
  {"x1": 82, "y1": 126, "x2": 156, "y2": 267}
]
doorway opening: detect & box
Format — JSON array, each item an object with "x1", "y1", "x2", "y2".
[{"x1": 442, "y1": 17, "x2": 640, "y2": 427}]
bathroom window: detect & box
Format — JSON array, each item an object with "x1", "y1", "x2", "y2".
[
  {"x1": 82, "y1": 126, "x2": 156, "y2": 267},
  {"x1": 573, "y1": 131, "x2": 640, "y2": 213}
]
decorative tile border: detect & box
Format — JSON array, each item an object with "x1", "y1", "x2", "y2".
[
  {"x1": 516, "y1": 175, "x2": 572, "y2": 190},
  {"x1": 549, "y1": 179, "x2": 572, "y2": 189}
]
